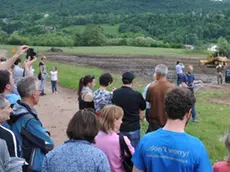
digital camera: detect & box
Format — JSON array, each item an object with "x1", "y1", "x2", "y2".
[{"x1": 26, "y1": 48, "x2": 37, "y2": 60}]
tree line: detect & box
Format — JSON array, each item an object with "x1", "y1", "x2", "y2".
[{"x1": 1, "y1": 1, "x2": 230, "y2": 48}]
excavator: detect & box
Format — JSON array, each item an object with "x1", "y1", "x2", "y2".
[{"x1": 200, "y1": 51, "x2": 229, "y2": 68}]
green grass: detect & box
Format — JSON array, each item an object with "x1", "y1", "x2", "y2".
[
  {"x1": 33, "y1": 60, "x2": 144, "y2": 92},
  {"x1": 0, "y1": 45, "x2": 206, "y2": 57},
  {"x1": 61, "y1": 24, "x2": 120, "y2": 36},
  {"x1": 186, "y1": 90, "x2": 230, "y2": 164},
  {"x1": 198, "y1": 90, "x2": 225, "y2": 99}
]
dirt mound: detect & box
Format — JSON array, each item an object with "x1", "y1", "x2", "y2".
[
  {"x1": 44, "y1": 53, "x2": 223, "y2": 83},
  {"x1": 47, "y1": 47, "x2": 63, "y2": 53}
]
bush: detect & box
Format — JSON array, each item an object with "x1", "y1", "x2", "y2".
[
  {"x1": 81, "y1": 25, "x2": 107, "y2": 46},
  {"x1": 7, "y1": 32, "x2": 31, "y2": 45},
  {"x1": 0, "y1": 30, "x2": 8, "y2": 43},
  {"x1": 133, "y1": 37, "x2": 156, "y2": 47},
  {"x1": 35, "y1": 33, "x2": 75, "y2": 47}
]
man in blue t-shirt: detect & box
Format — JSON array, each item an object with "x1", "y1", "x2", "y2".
[
  {"x1": 132, "y1": 87, "x2": 212, "y2": 172},
  {"x1": 181, "y1": 65, "x2": 199, "y2": 123}
]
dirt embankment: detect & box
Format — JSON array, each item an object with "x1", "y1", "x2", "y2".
[{"x1": 43, "y1": 53, "x2": 224, "y2": 83}]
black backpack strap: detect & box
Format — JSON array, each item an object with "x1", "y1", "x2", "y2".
[{"x1": 119, "y1": 134, "x2": 132, "y2": 159}]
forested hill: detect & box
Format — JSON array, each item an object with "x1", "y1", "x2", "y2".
[
  {"x1": 1, "y1": 0, "x2": 230, "y2": 17},
  {"x1": 2, "y1": 0, "x2": 230, "y2": 47}
]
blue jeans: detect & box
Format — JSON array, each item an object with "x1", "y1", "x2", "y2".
[
  {"x1": 192, "y1": 106, "x2": 196, "y2": 120},
  {"x1": 120, "y1": 129, "x2": 140, "y2": 148},
  {"x1": 40, "y1": 73, "x2": 47, "y2": 92},
  {"x1": 51, "y1": 81, "x2": 57, "y2": 93}
]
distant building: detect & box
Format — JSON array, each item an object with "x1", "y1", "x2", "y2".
[
  {"x1": 207, "y1": 44, "x2": 218, "y2": 52},
  {"x1": 44, "y1": 14, "x2": 49, "y2": 18},
  {"x1": 44, "y1": 26, "x2": 56, "y2": 31}
]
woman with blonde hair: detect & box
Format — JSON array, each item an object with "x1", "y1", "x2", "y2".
[
  {"x1": 95, "y1": 105, "x2": 134, "y2": 172},
  {"x1": 213, "y1": 128, "x2": 230, "y2": 172}
]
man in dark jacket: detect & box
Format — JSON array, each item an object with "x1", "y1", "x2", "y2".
[{"x1": 112, "y1": 72, "x2": 146, "y2": 148}]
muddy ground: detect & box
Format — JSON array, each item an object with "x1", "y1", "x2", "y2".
[{"x1": 44, "y1": 53, "x2": 229, "y2": 83}]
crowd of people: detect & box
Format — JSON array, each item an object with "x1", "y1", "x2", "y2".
[{"x1": 0, "y1": 45, "x2": 229, "y2": 172}]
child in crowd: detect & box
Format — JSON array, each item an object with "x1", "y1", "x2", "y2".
[
  {"x1": 213, "y1": 128, "x2": 230, "y2": 172},
  {"x1": 50, "y1": 67, "x2": 58, "y2": 95}
]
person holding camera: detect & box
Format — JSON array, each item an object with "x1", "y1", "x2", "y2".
[
  {"x1": 39, "y1": 56, "x2": 47, "y2": 96},
  {"x1": 0, "y1": 45, "x2": 29, "y2": 71}
]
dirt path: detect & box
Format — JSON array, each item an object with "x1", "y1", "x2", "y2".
[{"x1": 36, "y1": 82, "x2": 78, "y2": 146}]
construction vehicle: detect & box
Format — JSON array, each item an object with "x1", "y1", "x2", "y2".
[{"x1": 200, "y1": 52, "x2": 229, "y2": 68}]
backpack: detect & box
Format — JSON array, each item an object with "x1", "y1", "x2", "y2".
[{"x1": 119, "y1": 134, "x2": 133, "y2": 172}]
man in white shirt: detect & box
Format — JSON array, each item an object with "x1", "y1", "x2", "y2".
[{"x1": 175, "y1": 61, "x2": 184, "y2": 86}]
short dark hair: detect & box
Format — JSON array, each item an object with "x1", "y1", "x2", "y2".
[
  {"x1": 99, "y1": 73, "x2": 113, "y2": 87},
  {"x1": 176, "y1": 61, "x2": 180, "y2": 65},
  {"x1": 122, "y1": 79, "x2": 131, "y2": 85},
  {"x1": 0, "y1": 70, "x2": 10, "y2": 93},
  {"x1": 164, "y1": 87, "x2": 196, "y2": 120},
  {"x1": 66, "y1": 108, "x2": 100, "y2": 143}
]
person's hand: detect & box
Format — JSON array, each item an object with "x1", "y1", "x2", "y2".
[
  {"x1": 112, "y1": 87, "x2": 116, "y2": 92},
  {"x1": 24, "y1": 56, "x2": 37, "y2": 70},
  {"x1": 16, "y1": 45, "x2": 29, "y2": 57},
  {"x1": 139, "y1": 110, "x2": 145, "y2": 121}
]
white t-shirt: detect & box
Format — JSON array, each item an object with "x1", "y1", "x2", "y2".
[
  {"x1": 176, "y1": 64, "x2": 184, "y2": 74},
  {"x1": 50, "y1": 71, "x2": 58, "y2": 81}
]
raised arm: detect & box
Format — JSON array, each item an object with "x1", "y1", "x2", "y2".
[
  {"x1": 0, "y1": 45, "x2": 29, "y2": 70},
  {"x1": 24, "y1": 56, "x2": 37, "y2": 76}
]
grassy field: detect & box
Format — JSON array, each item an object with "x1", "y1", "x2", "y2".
[
  {"x1": 0, "y1": 45, "x2": 207, "y2": 57},
  {"x1": 61, "y1": 24, "x2": 120, "y2": 36},
  {"x1": 33, "y1": 60, "x2": 144, "y2": 92}
]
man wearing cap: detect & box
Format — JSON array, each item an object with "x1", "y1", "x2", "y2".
[
  {"x1": 112, "y1": 72, "x2": 146, "y2": 148},
  {"x1": 146, "y1": 64, "x2": 175, "y2": 133}
]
